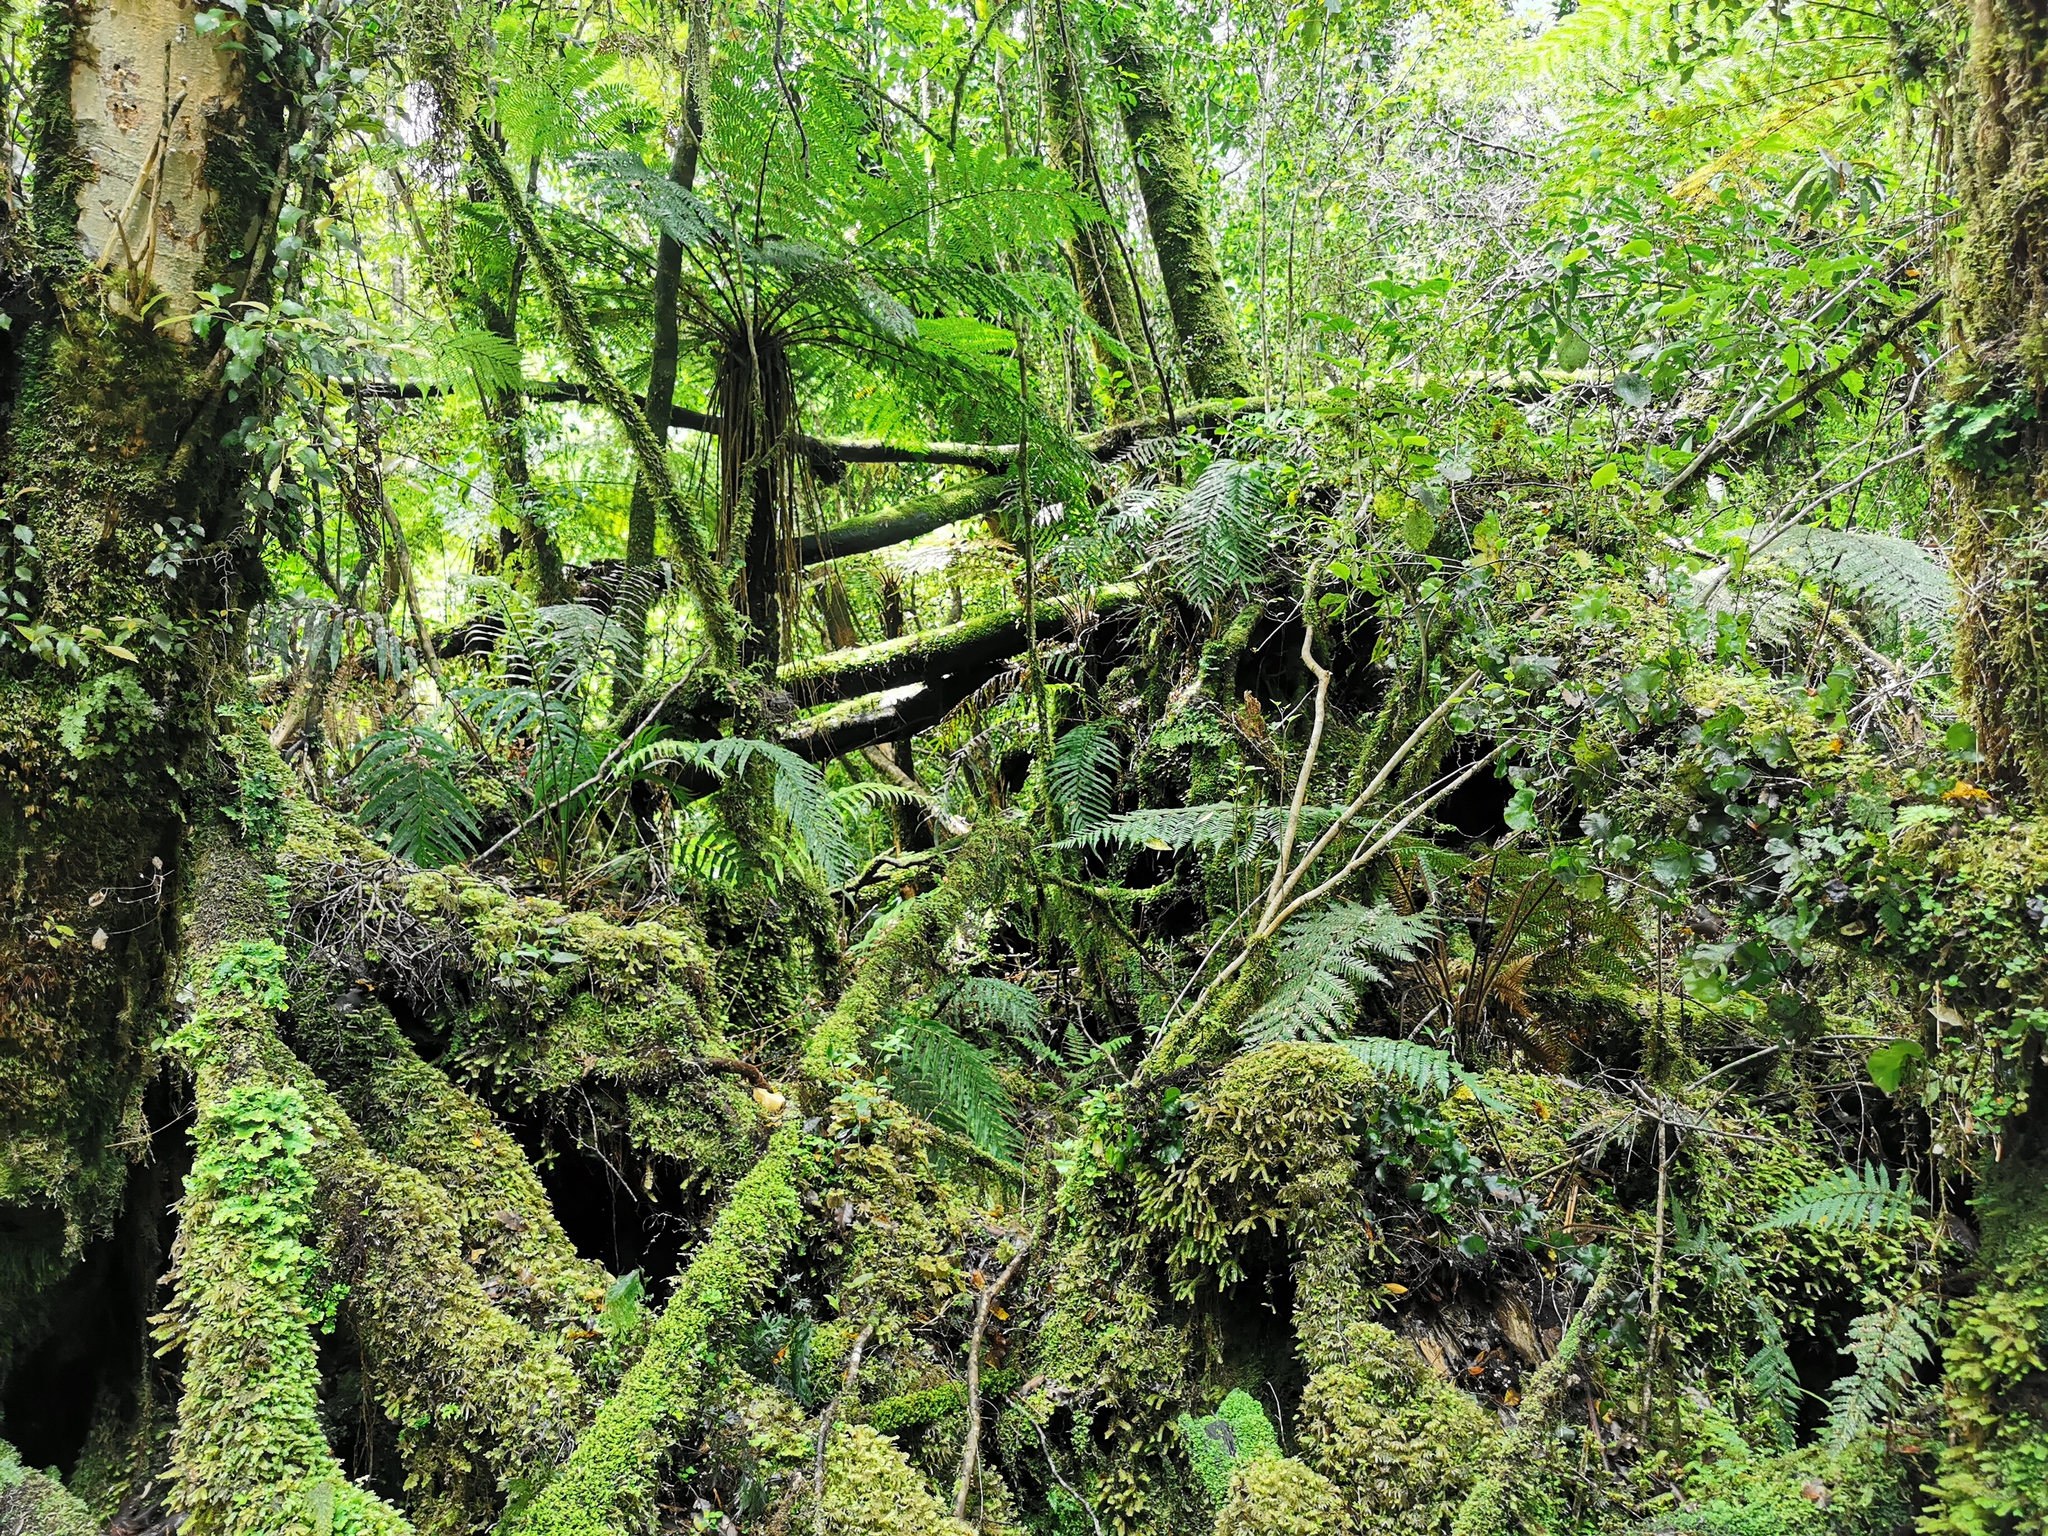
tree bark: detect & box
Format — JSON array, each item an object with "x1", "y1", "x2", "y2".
[
  {"x1": 1046, "y1": 7, "x2": 1159, "y2": 419},
  {"x1": 0, "y1": 0, "x2": 298, "y2": 1483},
  {"x1": 1946, "y1": 0, "x2": 2048, "y2": 789},
  {"x1": 1097, "y1": 21, "x2": 1250, "y2": 401}
]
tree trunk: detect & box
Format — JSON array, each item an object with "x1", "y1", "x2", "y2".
[
  {"x1": 615, "y1": 12, "x2": 708, "y2": 713},
  {"x1": 1097, "y1": 21, "x2": 1250, "y2": 402},
  {"x1": 0, "y1": 0, "x2": 291, "y2": 1486},
  {"x1": 1046, "y1": 7, "x2": 1159, "y2": 420},
  {"x1": 717, "y1": 335, "x2": 797, "y2": 671},
  {"x1": 1928, "y1": 9, "x2": 2048, "y2": 1524},
  {"x1": 1946, "y1": 0, "x2": 2048, "y2": 790}
]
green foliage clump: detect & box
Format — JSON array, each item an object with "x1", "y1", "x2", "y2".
[
  {"x1": 1178, "y1": 1388, "x2": 1280, "y2": 1506},
  {"x1": 818, "y1": 1421, "x2": 973, "y2": 1536},
  {"x1": 1212, "y1": 1456, "x2": 1354, "y2": 1536},
  {"x1": 0, "y1": 1437, "x2": 96, "y2": 1536},
  {"x1": 1296, "y1": 1324, "x2": 1495, "y2": 1536}
]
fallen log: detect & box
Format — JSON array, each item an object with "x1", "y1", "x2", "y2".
[{"x1": 776, "y1": 582, "x2": 1142, "y2": 705}]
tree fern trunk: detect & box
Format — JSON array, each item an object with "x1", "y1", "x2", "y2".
[{"x1": 1097, "y1": 20, "x2": 1251, "y2": 402}]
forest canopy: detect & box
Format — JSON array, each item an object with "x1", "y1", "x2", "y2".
[{"x1": 1, "y1": 0, "x2": 2045, "y2": 1533}]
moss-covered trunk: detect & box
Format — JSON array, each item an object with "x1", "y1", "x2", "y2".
[
  {"x1": 1046, "y1": 7, "x2": 1158, "y2": 420},
  {"x1": 1927, "y1": 7, "x2": 2048, "y2": 1523},
  {"x1": 1945, "y1": 0, "x2": 2048, "y2": 790},
  {"x1": 1097, "y1": 20, "x2": 1250, "y2": 402},
  {"x1": 0, "y1": 0, "x2": 287, "y2": 1483}
]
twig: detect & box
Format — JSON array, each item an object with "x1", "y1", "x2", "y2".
[
  {"x1": 1661, "y1": 292, "x2": 1939, "y2": 501},
  {"x1": 955, "y1": 1235, "x2": 1034, "y2": 1520}
]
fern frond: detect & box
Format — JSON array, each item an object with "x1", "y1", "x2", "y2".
[
  {"x1": 1056, "y1": 802, "x2": 1238, "y2": 854},
  {"x1": 1753, "y1": 1164, "x2": 1919, "y2": 1232},
  {"x1": 1242, "y1": 902, "x2": 1436, "y2": 1045},
  {"x1": 884, "y1": 1017, "x2": 1019, "y2": 1162},
  {"x1": 1765, "y1": 526, "x2": 1950, "y2": 626},
  {"x1": 1824, "y1": 1293, "x2": 1938, "y2": 1450},
  {"x1": 938, "y1": 976, "x2": 1048, "y2": 1037},
  {"x1": 350, "y1": 727, "x2": 480, "y2": 868},
  {"x1": 1051, "y1": 721, "x2": 1120, "y2": 832}
]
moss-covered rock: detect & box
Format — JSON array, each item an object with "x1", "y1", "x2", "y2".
[
  {"x1": 1178, "y1": 1388, "x2": 1281, "y2": 1507},
  {"x1": 819, "y1": 1421, "x2": 975, "y2": 1536}
]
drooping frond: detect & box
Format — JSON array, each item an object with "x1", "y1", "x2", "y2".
[
  {"x1": 1050, "y1": 721, "x2": 1120, "y2": 832},
  {"x1": 937, "y1": 976, "x2": 1048, "y2": 1038},
  {"x1": 1055, "y1": 803, "x2": 1239, "y2": 855},
  {"x1": 1753, "y1": 1164, "x2": 1919, "y2": 1233},
  {"x1": 350, "y1": 727, "x2": 480, "y2": 868},
  {"x1": 1764, "y1": 526, "x2": 1951, "y2": 627},
  {"x1": 1332, "y1": 1035, "x2": 1494, "y2": 1106},
  {"x1": 882, "y1": 1017, "x2": 1019, "y2": 1162},
  {"x1": 1825, "y1": 1294, "x2": 1938, "y2": 1450}
]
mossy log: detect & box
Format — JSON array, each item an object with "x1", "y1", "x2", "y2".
[
  {"x1": 797, "y1": 475, "x2": 1013, "y2": 567},
  {"x1": 494, "y1": 1124, "x2": 816, "y2": 1536},
  {"x1": 778, "y1": 583, "x2": 1142, "y2": 706}
]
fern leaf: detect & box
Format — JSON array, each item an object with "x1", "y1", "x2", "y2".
[
  {"x1": 1056, "y1": 803, "x2": 1238, "y2": 854},
  {"x1": 938, "y1": 976, "x2": 1047, "y2": 1037},
  {"x1": 885, "y1": 1018, "x2": 1019, "y2": 1162},
  {"x1": 1753, "y1": 1165, "x2": 1919, "y2": 1233},
  {"x1": 1824, "y1": 1294, "x2": 1937, "y2": 1450},
  {"x1": 1242, "y1": 902, "x2": 1434, "y2": 1045},
  {"x1": 350, "y1": 727, "x2": 480, "y2": 868},
  {"x1": 1051, "y1": 722, "x2": 1120, "y2": 832}
]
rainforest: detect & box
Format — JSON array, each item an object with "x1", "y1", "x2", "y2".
[{"x1": 0, "y1": 0, "x2": 2043, "y2": 1530}]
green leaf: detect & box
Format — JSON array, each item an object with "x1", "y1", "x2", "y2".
[
  {"x1": 1401, "y1": 498, "x2": 1437, "y2": 553},
  {"x1": 1866, "y1": 1039, "x2": 1925, "y2": 1093}
]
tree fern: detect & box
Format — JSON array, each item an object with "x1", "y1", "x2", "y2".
[
  {"x1": 882, "y1": 1017, "x2": 1019, "y2": 1162},
  {"x1": 1753, "y1": 1164, "x2": 1919, "y2": 1233},
  {"x1": 1824, "y1": 1293, "x2": 1938, "y2": 1451},
  {"x1": 1765, "y1": 526, "x2": 1950, "y2": 627},
  {"x1": 1242, "y1": 902, "x2": 1436, "y2": 1045},
  {"x1": 1051, "y1": 722, "x2": 1120, "y2": 832},
  {"x1": 350, "y1": 727, "x2": 480, "y2": 868}
]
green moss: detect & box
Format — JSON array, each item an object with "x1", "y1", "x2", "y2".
[
  {"x1": 1212, "y1": 1457, "x2": 1354, "y2": 1536},
  {"x1": 498, "y1": 1124, "x2": 819, "y2": 1536},
  {"x1": 868, "y1": 1369, "x2": 1023, "y2": 1437},
  {"x1": 0, "y1": 1438, "x2": 97, "y2": 1536},
  {"x1": 1296, "y1": 1325, "x2": 1494, "y2": 1536},
  {"x1": 1178, "y1": 1389, "x2": 1281, "y2": 1507},
  {"x1": 817, "y1": 1421, "x2": 974, "y2": 1536}
]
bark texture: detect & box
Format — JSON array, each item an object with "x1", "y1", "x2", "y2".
[
  {"x1": 1098, "y1": 22, "x2": 1250, "y2": 401},
  {"x1": 1946, "y1": 0, "x2": 2048, "y2": 789}
]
